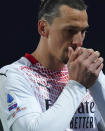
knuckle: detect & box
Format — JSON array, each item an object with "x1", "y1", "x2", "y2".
[
  {"x1": 87, "y1": 49, "x2": 94, "y2": 54},
  {"x1": 101, "y1": 63, "x2": 104, "y2": 67},
  {"x1": 98, "y1": 57, "x2": 104, "y2": 63},
  {"x1": 77, "y1": 59, "x2": 88, "y2": 69},
  {"x1": 95, "y1": 57, "x2": 103, "y2": 65},
  {"x1": 94, "y1": 51, "x2": 100, "y2": 57},
  {"x1": 88, "y1": 49, "x2": 94, "y2": 52}
]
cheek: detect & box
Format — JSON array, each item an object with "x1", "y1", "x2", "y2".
[
  {"x1": 47, "y1": 30, "x2": 71, "y2": 58},
  {"x1": 62, "y1": 31, "x2": 73, "y2": 42},
  {"x1": 48, "y1": 31, "x2": 65, "y2": 49}
]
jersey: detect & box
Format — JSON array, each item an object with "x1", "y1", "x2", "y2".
[{"x1": 0, "y1": 53, "x2": 104, "y2": 131}]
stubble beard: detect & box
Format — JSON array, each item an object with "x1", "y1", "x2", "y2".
[{"x1": 61, "y1": 49, "x2": 69, "y2": 64}]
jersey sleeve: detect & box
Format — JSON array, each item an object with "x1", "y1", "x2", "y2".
[
  {"x1": 0, "y1": 67, "x2": 87, "y2": 131},
  {"x1": 0, "y1": 67, "x2": 42, "y2": 129},
  {"x1": 89, "y1": 71, "x2": 105, "y2": 123},
  {"x1": 95, "y1": 105, "x2": 105, "y2": 130}
]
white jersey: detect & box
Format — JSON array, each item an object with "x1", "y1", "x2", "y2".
[{"x1": 0, "y1": 53, "x2": 105, "y2": 131}]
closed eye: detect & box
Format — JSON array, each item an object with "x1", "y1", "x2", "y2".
[{"x1": 68, "y1": 29, "x2": 78, "y2": 34}]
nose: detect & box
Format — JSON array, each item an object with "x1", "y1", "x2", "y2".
[{"x1": 72, "y1": 32, "x2": 84, "y2": 47}]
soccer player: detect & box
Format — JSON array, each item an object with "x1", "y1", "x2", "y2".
[{"x1": 0, "y1": 0, "x2": 105, "y2": 131}]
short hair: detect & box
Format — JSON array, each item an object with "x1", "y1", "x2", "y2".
[{"x1": 38, "y1": 0, "x2": 87, "y2": 24}]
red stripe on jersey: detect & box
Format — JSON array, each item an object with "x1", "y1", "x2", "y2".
[{"x1": 25, "y1": 53, "x2": 38, "y2": 64}]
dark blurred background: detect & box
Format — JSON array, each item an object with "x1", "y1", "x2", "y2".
[
  {"x1": 0, "y1": 0, "x2": 105, "y2": 71},
  {"x1": 0, "y1": 0, "x2": 105, "y2": 130}
]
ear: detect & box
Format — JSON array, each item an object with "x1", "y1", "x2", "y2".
[{"x1": 38, "y1": 20, "x2": 49, "y2": 37}]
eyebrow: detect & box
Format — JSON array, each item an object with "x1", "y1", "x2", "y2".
[{"x1": 64, "y1": 25, "x2": 90, "y2": 30}]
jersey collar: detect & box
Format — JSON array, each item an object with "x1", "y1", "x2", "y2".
[{"x1": 24, "y1": 53, "x2": 38, "y2": 65}]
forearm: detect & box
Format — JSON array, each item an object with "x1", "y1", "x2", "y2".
[{"x1": 12, "y1": 80, "x2": 87, "y2": 131}]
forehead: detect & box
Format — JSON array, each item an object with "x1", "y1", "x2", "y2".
[{"x1": 52, "y1": 5, "x2": 88, "y2": 29}]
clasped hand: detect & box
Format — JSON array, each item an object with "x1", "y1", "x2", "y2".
[{"x1": 67, "y1": 47, "x2": 104, "y2": 88}]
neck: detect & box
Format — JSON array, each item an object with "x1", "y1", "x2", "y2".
[{"x1": 31, "y1": 38, "x2": 65, "y2": 70}]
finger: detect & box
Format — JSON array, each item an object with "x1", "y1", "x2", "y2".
[
  {"x1": 69, "y1": 47, "x2": 82, "y2": 62},
  {"x1": 89, "y1": 57, "x2": 104, "y2": 71},
  {"x1": 87, "y1": 51, "x2": 100, "y2": 64},
  {"x1": 95, "y1": 63, "x2": 104, "y2": 75},
  {"x1": 77, "y1": 47, "x2": 85, "y2": 55},
  {"x1": 77, "y1": 48, "x2": 91, "y2": 61},
  {"x1": 94, "y1": 57, "x2": 104, "y2": 69},
  {"x1": 68, "y1": 47, "x2": 74, "y2": 64},
  {"x1": 87, "y1": 49, "x2": 94, "y2": 55},
  {"x1": 80, "y1": 48, "x2": 94, "y2": 56}
]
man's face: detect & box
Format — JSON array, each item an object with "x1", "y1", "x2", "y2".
[{"x1": 46, "y1": 5, "x2": 89, "y2": 64}]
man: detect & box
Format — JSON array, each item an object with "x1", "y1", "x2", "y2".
[{"x1": 0, "y1": 0, "x2": 105, "y2": 130}]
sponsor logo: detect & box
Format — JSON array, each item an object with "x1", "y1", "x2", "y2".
[
  {"x1": 7, "y1": 93, "x2": 18, "y2": 111},
  {"x1": 70, "y1": 101, "x2": 95, "y2": 129},
  {"x1": 7, "y1": 106, "x2": 26, "y2": 120},
  {"x1": 7, "y1": 94, "x2": 14, "y2": 103},
  {"x1": 12, "y1": 107, "x2": 26, "y2": 118},
  {"x1": 0, "y1": 70, "x2": 8, "y2": 77},
  {"x1": 6, "y1": 92, "x2": 27, "y2": 120},
  {"x1": 8, "y1": 103, "x2": 17, "y2": 111}
]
